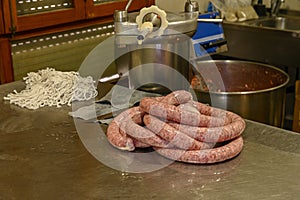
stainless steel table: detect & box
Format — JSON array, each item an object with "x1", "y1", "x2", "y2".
[{"x1": 0, "y1": 81, "x2": 299, "y2": 200}]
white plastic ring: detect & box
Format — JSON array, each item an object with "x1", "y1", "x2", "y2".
[{"x1": 136, "y1": 5, "x2": 168, "y2": 38}]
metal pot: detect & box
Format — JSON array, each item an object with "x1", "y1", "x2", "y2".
[{"x1": 193, "y1": 60, "x2": 290, "y2": 127}]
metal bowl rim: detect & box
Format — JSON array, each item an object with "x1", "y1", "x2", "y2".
[{"x1": 194, "y1": 60, "x2": 290, "y2": 95}]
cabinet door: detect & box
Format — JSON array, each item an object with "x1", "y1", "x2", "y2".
[
  {"x1": 2, "y1": 0, "x2": 86, "y2": 33},
  {"x1": 86, "y1": 0, "x2": 155, "y2": 19},
  {"x1": 0, "y1": 3, "x2": 5, "y2": 34},
  {"x1": 1, "y1": 0, "x2": 155, "y2": 33}
]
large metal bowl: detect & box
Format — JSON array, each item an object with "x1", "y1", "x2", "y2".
[{"x1": 193, "y1": 60, "x2": 290, "y2": 127}]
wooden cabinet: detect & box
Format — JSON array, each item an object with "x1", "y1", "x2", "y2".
[
  {"x1": 2, "y1": 0, "x2": 154, "y2": 33},
  {"x1": 0, "y1": 38, "x2": 13, "y2": 83},
  {"x1": 2, "y1": 0, "x2": 85, "y2": 33},
  {"x1": 0, "y1": 0, "x2": 155, "y2": 83},
  {"x1": 86, "y1": 0, "x2": 154, "y2": 19},
  {"x1": 0, "y1": 3, "x2": 4, "y2": 34}
]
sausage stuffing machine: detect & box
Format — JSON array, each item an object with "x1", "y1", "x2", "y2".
[{"x1": 113, "y1": 0, "x2": 227, "y2": 94}]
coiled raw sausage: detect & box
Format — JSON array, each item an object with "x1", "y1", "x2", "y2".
[
  {"x1": 168, "y1": 112, "x2": 245, "y2": 142},
  {"x1": 106, "y1": 90, "x2": 193, "y2": 151},
  {"x1": 121, "y1": 116, "x2": 169, "y2": 148},
  {"x1": 143, "y1": 114, "x2": 212, "y2": 150},
  {"x1": 139, "y1": 97, "x2": 230, "y2": 127},
  {"x1": 154, "y1": 136, "x2": 243, "y2": 164},
  {"x1": 106, "y1": 90, "x2": 245, "y2": 164},
  {"x1": 106, "y1": 107, "x2": 142, "y2": 151},
  {"x1": 159, "y1": 90, "x2": 193, "y2": 105}
]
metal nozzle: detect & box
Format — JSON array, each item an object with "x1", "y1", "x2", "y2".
[
  {"x1": 185, "y1": 0, "x2": 199, "y2": 12},
  {"x1": 125, "y1": 0, "x2": 134, "y2": 11},
  {"x1": 114, "y1": 10, "x2": 128, "y2": 22},
  {"x1": 114, "y1": 0, "x2": 135, "y2": 22},
  {"x1": 271, "y1": 0, "x2": 285, "y2": 16}
]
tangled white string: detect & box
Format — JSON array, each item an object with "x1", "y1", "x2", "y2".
[{"x1": 4, "y1": 68, "x2": 98, "y2": 110}]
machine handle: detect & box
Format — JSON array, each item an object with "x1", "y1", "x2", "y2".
[
  {"x1": 202, "y1": 39, "x2": 227, "y2": 49},
  {"x1": 136, "y1": 5, "x2": 168, "y2": 41}
]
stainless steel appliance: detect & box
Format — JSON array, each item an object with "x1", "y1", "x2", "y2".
[{"x1": 114, "y1": 1, "x2": 199, "y2": 94}]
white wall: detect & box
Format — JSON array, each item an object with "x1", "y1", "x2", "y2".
[
  {"x1": 155, "y1": 0, "x2": 210, "y2": 13},
  {"x1": 155, "y1": 0, "x2": 300, "y2": 12},
  {"x1": 282, "y1": 0, "x2": 300, "y2": 10},
  {"x1": 260, "y1": 0, "x2": 300, "y2": 9}
]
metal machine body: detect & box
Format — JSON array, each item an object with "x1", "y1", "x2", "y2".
[{"x1": 113, "y1": 0, "x2": 226, "y2": 93}]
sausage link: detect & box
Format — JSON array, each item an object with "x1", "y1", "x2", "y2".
[
  {"x1": 122, "y1": 117, "x2": 169, "y2": 148},
  {"x1": 106, "y1": 89, "x2": 186, "y2": 151},
  {"x1": 107, "y1": 120, "x2": 135, "y2": 151},
  {"x1": 154, "y1": 136, "x2": 243, "y2": 164},
  {"x1": 119, "y1": 128, "x2": 151, "y2": 148},
  {"x1": 144, "y1": 114, "x2": 212, "y2": 150},
  {"x1": 189, "y1": 100, "x2": 227, "y2": 116},
  {"x1": 106, "y1": 90, "x2": 245, "y2": 164},
  {"x1": 168, "y1": 111, "x2": 245, "y2": 142},
  {"x1": 106, "y1": 107, "x2": 143, "y2": 151},
  {"x1": 132, "y1": 138, "x2": 152, "y2": 148},
  {"x1": 161, "y1": 90, "x2": 193, "y2": 105},
  {"x1": 140, "y1": 97, "x2": 230, "y2": 127}
]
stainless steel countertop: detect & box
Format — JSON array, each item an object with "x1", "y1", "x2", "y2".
[{"x1": 0, "y1": 81, "x2": 299, "y2": 200}]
